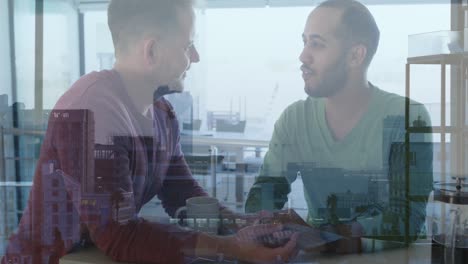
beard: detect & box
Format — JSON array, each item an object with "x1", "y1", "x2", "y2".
[{"x1": 304, "y1": 52, "x2": 349, "y2": 98}]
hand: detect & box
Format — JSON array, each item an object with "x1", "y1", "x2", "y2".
[
  {"x1": 243, "y1": 210, "x2": 275, "y2": 225},
  {"x1": 222, "y1": 210, "x2": 274, "y2": 232},
  {"x1": 228, "y1": 224, "x2": 299, "y2": 264}
]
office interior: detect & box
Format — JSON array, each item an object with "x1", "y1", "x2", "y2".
[{"x1": 0, "y1": 0, "x2": 467, "y2": 262}]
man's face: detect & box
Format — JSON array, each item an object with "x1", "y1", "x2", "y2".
[
  {"x1": 157, "y1": 7, "x2": 200, "y2": 92},
  {"x1": 299, "y1": 7, "x2": 349, "y2": 98}
]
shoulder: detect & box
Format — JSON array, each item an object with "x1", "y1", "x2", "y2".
[
  {"x1": 372, "y1": 85, "x2": 431, "y2": 124},
  {"x1": 372, "y1": 85, "x2": 423, "y2": 110},
  {"x1": 271, "y1": 98, "x2": 318, "y2": 140},
  {"x1": 279, "y1": 98, "x2": 316, "y2": 121},
  {"x1": 53, "y1": 70, "x2": 134, "y2": 141},
  {"x1": 55, "y1": 70, "x2": 123, "y2": 110},
  {"x1": 372, "y1": 86, "x2": 407, "y2": 107}
]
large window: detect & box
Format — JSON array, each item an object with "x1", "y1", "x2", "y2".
[
  {"x1": 81, "y1": 3, "x2": 451, "y2": 139},
  {"x1": 13, "y1": 0, "x2": 36, "y2": 109},
  {"x1": 0, "y1": 0, "x2": 80, "y2": 257},
  {"x1": 80, "y1": 2, "x2": 452, "y2": 203},
  {"x1": 9, "y1": 0, "x2": 80, "y2": 110},
  {"x1": 201, "y1": 4, "x2": 451, "y2": 138},
  {"x1": 43, "y1": 0, "x2": 80, "y2": 109},
  {"x1": 0, "y1": 0, "x2": 457, "y2": 260}
]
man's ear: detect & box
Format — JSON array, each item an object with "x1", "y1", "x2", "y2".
[
  {"x1": 348, "y1": 44, "x2": 367, "y2": 68},
  {"x1": 143, "y1": 39, "x2": 160, "y2": 67}
]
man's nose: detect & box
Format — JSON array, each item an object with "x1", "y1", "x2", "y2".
[
  {"x1": 190, "y1": 46, "x2": 200, "y2": 63},
  {"x1": 299, "y1": 48, "x2": 311, "y2": 65}
]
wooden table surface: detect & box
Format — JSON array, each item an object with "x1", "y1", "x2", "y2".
[{"x1": 60, "y1": 241, "x2": 433, "y2": 264}]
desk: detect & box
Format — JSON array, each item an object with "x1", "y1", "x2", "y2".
[
  {"x1": 181, "y1": 131, "x2": 269, "y2": 163},
  {"x1": 60, "y1": 247, "x2": 123, "y2": 264},
  {"x1": 295, "y1": 243, "x2": 432, "y2": 263},
  {"x1": 182, "y1": 131, "x2": 270, "y2": 149},
  {"x1": 60, "y1": 242, "x2": 432, "y2": 264},
  {"x1": 181, "y1": 131, "x2": 269, "y2": 201}
]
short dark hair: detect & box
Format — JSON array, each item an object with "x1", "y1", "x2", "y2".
[
  {"x1": 318, "y1": 0, "x2": 380, "y2": 67},
  {"x1": 108, "y1": 0, "x2": 193, "y2": 54}
]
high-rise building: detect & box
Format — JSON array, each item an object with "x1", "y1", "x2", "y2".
[
  {"x1": 0, "y1": 185, "x2": 18, "y2": 257},
  {"x1": 46, "y1": 110, "x2": 95, "y2": 193},
  {"x1": 40, "y1": 162, "x2": 81, "y2": 251},
  {"x1": 388, "y1": 142, "x2": 433, "y2": 213},
  {"x1": 382, "y1": 115, "x2": 406, "y2": 169},
  {"x1": 0, "y1": 94, "x2": 8, "y2": 116},
  {"x1": 88, "y1": 143, "x2": 136, "y2": 227}
]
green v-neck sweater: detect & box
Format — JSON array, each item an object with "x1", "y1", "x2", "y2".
[{"x1": 246, "y1": 84, "x2": 433, "y2": 243}]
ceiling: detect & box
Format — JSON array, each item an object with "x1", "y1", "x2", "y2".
[{"x1": 76, "y1": 0, "x2": 451, "y2": 11}]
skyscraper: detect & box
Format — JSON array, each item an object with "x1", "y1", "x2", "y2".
[{"x1": 46, "y1": 110, "x2": 95, "y2": 193}]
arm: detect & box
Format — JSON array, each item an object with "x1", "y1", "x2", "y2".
[
  {"x1": 96, "y1": 220, "x2": 300, "y2": 264},
  {"x1": 193, "y1": 224, "x2": 299, "y2": 263},
  {"x1": 157, "y1": 110, "x2": 239, "y2": 219},
  {"x1": 359, "y1": 110, "x2": 434, "y2": 249},
  {"x1": 156, "y1": 112, "x2": 229, "y2": 218},
  {"x1": 155, "y1": 141, "x2": 299, "y2": 263},
  {"x1": 312, "y1": 114, "x2": 433, "y2": 254},
  {"x1": 245, "y1": 110, "x2": 296, "y2": 213},
  {"x1": 87, "y1": 141, "x2": 204, "y2": 263},
  {"x1": 3, "y1": 112, "x2": 189, "y2": 263},
  {"x1": 158, "y1": 152, "x2": 209, "y2": 217},
  {"x1": 358, "y1": 138, "x2": 433, "y2": 244},
  {"x1": 245, "y1": 174, "x2": 292, "y2": 213}
]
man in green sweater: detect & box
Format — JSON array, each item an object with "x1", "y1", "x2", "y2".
[{"x1": 245, "y1": 0, "x2": 433, "y2": 253}]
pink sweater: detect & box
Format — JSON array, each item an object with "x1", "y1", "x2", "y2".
[{"x1": 2, "y1": 70, "x2": 208, "y2": 263}]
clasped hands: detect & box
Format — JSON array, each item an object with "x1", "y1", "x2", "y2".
[{"x1": 224, "y1": 209, "x2": 364, "y2": 263}]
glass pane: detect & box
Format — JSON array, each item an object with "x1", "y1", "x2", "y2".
[
  {"x1": 199, "y1": 4, "x2": 451, "y2": 139},
  {"x1": 1, "y1": 0, "x2": 79, "y2": 259},
  {"x1": 0, "y1": 0, "x2": 12, "y2": 104},
  {"x1": 43, "y1": 0, "x2": 80, "y2": 109},
  {"x1": 13, "y1": 0, "x2": 35, "y2": 109},
  {"x1": 84, "y1": 11, "x2": 113, "y2": 73}
]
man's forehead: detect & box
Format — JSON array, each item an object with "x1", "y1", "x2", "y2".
[
  {"x1": 178, "y1": 7, "x2": 195, "y2": 34},
  {"x1": 166, "y1": 6, "x2": 194, "y2": 40},
  {"x1": 178, "y1": 5, "x2": 195, "y2": 24},
  {"x1": 303, "y1": 7, "x2": 343, "y2": 39}
]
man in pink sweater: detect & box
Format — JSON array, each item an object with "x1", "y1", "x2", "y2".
[{"x1": 1, "y1": 0, "x2": 298, "y2": 263}]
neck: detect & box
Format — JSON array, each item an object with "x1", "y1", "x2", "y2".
[
  {"x1": 114, "y1": 61, "x2": 159, "y2": 114},
  {"x1": 325, "y1": 75, "x2": 372, "y2": 119}
]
